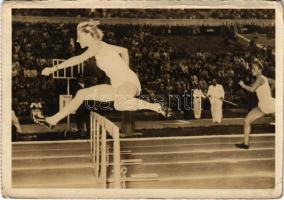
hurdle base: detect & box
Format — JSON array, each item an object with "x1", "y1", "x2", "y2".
[{"x1": 121, "y1": 111, "x2": 136, "y2": 137}]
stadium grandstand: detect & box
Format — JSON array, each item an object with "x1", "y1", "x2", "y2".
[
  {"x1": 13, "y1": 8, "x2": 275, "y2": 19},
  {"x1": 12, "y1": 9, "x2": 275, "y2": 120}
]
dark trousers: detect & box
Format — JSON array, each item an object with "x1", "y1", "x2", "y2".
[
  {"x1": 75, "y1": 102, "x2": 90, "y2": 137},
  {"x1": 12, "y1": 125, "x2": 17, "y2": 141}
]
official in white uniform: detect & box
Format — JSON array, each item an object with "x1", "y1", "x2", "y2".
[
  {"x1": 193, "y1": 85, "x2": 206, "y2": 119},
  {"x1": 207, "y1": 79, "x2": 225, "y2": 123},
  {"x1": 235, "y1": 60, "x2": 275, "y2": 149}
]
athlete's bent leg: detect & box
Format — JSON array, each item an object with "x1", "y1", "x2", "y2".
[
  {"x1": 114, "y1": 82, "x2": 165, "y2": 115},
  {"x1": 243, "y1": 107, "x2": 265, "y2": 145},
  {"x1": 47, "y1": 84, "x2": 115, "y2": 125},
  {"x1": 236, "y1": 107, "x2": 265, "y2": 149}
]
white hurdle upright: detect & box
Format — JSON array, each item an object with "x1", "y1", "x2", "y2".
[
  {"x1": 90, "y1": 112, "x2": 121, "y2": 188},
  {"x1": 52, "y1": 59, "x2": 84, "y2": 134}
]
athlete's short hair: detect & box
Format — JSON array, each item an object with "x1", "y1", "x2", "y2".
[{"x1": 77, "y1": 20, "x2": 104, "y2": 40}]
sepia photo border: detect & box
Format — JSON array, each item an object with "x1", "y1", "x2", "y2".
[{"x1": 1, "y1": 0, "x2": 283, "y2": 198}]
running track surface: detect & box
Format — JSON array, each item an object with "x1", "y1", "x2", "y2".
[
  {"x1": 20, "y1": 117, "x2": 274, "y2": 134},
  {"x1": 12, "y1": 133, "x2": 275, "y2": 189}
]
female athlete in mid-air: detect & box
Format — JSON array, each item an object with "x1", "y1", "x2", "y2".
[
  {"x1": 235, "y1": 59, "x2": 275, "y2": 149},
  {"x1": 36, "y1": 20, "x2": 169, "y2": 128}
]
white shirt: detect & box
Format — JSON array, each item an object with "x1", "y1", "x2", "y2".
[
  {"x1": 256, "y1": 75, "x2": 275, "y2": 114},
  {"x1": 193, "y1": 89, "x2": 205, "y2": 99},
  {"x1": 78, "y1": 82, "x2": 84, "y2": 88},
  {"x1": 30, "y1": 102, "x2": 42, "y2": 109},
  {"x1": 256, "y1": 75, "x2": 273, "y2": 103},
  {"x1": 207, "y1": 84, "x2": 225, "y2": 104}
]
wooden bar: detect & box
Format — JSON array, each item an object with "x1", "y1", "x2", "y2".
[
  {"x1": 101, "y1": 124, "x2": 107, "y2": 188},
  {"x1": 96, "y1": 118, "x2": 100, "y2": 181},
  {"x1": 113, "y1": 126, "x2": 121, "y2": 188},
  {"x1": 90, "y1": 113, "x2": 93, "y2": 157}
]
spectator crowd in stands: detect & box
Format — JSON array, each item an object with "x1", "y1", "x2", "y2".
[
  {"x1": 13, "y1": 9, "x2": 275, "y2": 19},
  {"x1": 12, "y1": 20, "x2": 275, "y2": 120}
]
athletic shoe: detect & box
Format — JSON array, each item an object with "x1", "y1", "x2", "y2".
[
  {"x1": 34, "y1": 115, "x2": 55, "y2": 129},
  {"x1": 158, "y1": 105, "x2": 173, "y2": 118},
  {"x1": 235, "y1": 143, "x2": 249, "y2": 149}
]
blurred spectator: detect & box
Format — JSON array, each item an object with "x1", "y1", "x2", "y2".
[
  {"x1": 12, "y1": 110, "x2": 22, "y2": 141},
  {"x1": 12, "y1": 9, "x2": 275, "y2": 19},
  {"x1": 30, "y1": 98, "x2": 43, "y2": 123}
]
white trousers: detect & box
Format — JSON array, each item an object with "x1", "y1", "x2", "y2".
[
  {"x1": 193, "y1": 98, "x2": 202, "y2": 119},
  {"x1": 210, "y1": 102, "x2": 223, "y2": 122}
]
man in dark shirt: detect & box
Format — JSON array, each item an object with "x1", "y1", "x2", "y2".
[{"x1": 72, "y1": 74, "x2": 90, "y2": 138}]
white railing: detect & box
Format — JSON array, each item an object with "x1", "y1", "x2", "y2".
[
  {"x1": 90, "y1": 112, "x2": 121, "y2": 188},
  {"x1": 52, "y1": 59, "x2": 84, "y2": 79}
]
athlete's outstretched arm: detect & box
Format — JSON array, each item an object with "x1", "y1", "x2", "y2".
[
  {"x1": 42, "y1": 48, "x2": 95, "y2": 76},
  {"x1": 239, "y1": 76, "x2": 264, "y2": 93},
  {"x1": 108, "y1": 44, "x2": 129, "y2": 66}
]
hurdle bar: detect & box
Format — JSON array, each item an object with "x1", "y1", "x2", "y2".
[{"x1": 90, "y1": 112, "x2": 121, "y2": 188}]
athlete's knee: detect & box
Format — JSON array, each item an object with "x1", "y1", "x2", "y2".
[
  {"x1": 114, "y1": 101, "x2": 124, "y2": 111},
  {"x1": 76, "y1": 88, "x2": 89, "y2": 98},
  {"x1": 114, "y1": 95, "x2": 131, "y2": 111},
  {"x1": 244, "y1": 117, "x2": 251, "y2": 125},
  {"x1": 76, "y1": 89, "x2": 83, "y2": 97}
]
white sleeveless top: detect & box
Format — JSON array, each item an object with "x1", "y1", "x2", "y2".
[
  {"x1": 95, "y1": 42, "x2": 141, "y2": 92},
  {"x1": 256, "y1": 75, "x2": 275, "y2": 114}
]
